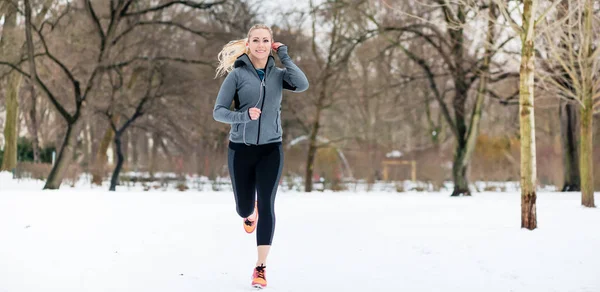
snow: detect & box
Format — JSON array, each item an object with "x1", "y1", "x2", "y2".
[{"x1": 1, "y1": 171, "x2": 599, "y2": 292}]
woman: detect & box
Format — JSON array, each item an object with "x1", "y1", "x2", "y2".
[{"x1": 213, "y1": 24, "x2": 309, "y2": 289}]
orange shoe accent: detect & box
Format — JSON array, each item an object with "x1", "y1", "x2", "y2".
[
  {"x1": 243, "y1": 202, "x2": 258, "y2": 234},
  {"x1": 251, "y1": 265, "x2": 267, "y2": 288}
]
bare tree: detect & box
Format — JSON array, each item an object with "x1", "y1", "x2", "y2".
[
  {"x1": 0, "y1": 0, "x2": 225, "y2": 189},
  {"x1": 295, "y1": 0, "x2": 375, "y2": 192},
  {"x1": 559, "y1": 99, "x2": 580, "y2": 191},
  {"x1": 88, "y1": 0, "x2": 251, "y2": 185},
  {"x1": 369, "y1": 0, "x2": 512, "y2": 196},
  {"x1": 0, "y1": 0, "x2": 54, "y2": 169},
  {"x1": 536, "y1": 0, "x2": 580, "y2": 192},
  {"x1": 24, "y1": 0, "x2": 54, "y2": 164},
  {"x1": 496, "y1": 0, "x2": 561, "y2": 229},
  {"x1": 517, "y1": 0, "x2": 539, "y2": 229},
  {"x1": 337, "y1": 36, "x2": 442, "y2": 187},
  {"x1": 539, "y1": 0, "x2": 597, "y2": 207},
  {"x1": 104, "y1": 64, "x2": 161, "y2": 191}
]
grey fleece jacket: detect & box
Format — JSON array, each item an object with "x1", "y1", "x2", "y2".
[{"x1": 213, "y1": 46, "x2": 309, "y2": 145}]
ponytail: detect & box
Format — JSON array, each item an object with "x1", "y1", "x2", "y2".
[
  {"x1": 215, "y1": 39, "x2": 249, "y2": 78},
  {"x1": 215, "y1": 24, "x2": 274, "y2": 78}
]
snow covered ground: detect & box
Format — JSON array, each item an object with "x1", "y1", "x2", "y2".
[{"x1": 0, "y1": 172, "x2": 599, "y2": 292}]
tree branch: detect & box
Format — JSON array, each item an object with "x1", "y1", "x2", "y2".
[
  {"x1": 494, "y1": 0, "x2": 522, "y2": 34},
  {"x1": 534, "y1": 0, "x2": 561, "y2": 28},
  {"x1": 0, "y1": 53, "x2": 46, "y2": 80},
  {"x1": 285, "y1": 101, "x2": 311, "y2": 134},
  {"x1": 32, "y1": 23, "x2": 79, "y2": 89},
  {"x1": 383, "y1": 25, "x2": 455, "y2": 72},
  {"x1": 467, "y1": 36, "x2": 516, "y2": 85},
  {"x1": 488, "y1": 88, "x2": 519, "y2": 106},
  {"x1": 118, "y1": 69, "x2": 160, "y2": 134},
  {"x1": 108, "y1": 56, "x2": 214, "y2": 69},
  {"x1": 123, "y1": 0, "x2": 225, "y2": 17},
  {"x1": 397, "y1": 43, "x2": 459, "y2": 138},
  {"x1": 112, "y1": 21, "x2": 213, "y2": 45},
  {"x1": 489, "y1": 71, "x2": 520, "y2": 83},
  {"x1": 85, "y1": 0, "x2": 105, "y2": 46},
  {"x1": 39, "y1": 3, "x2": 71, "y2": 33},
  {"x1": 0, "y1": 59, "x2": 75, "y2": 122},
  {"x1": 0, "y1": 61, "x2": 31, "y2": 78}
]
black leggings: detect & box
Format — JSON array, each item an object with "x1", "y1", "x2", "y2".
[{"x1": 227, "y1": 141, "x2": 283, "y2": 246}]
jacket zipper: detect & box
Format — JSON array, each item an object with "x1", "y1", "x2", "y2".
[
  {"x1": 256, "y1": 78, "x2": 266, "y2": 144},
  {"x1": 247, "y1": 55, "x2": 273, "y2": 145}
]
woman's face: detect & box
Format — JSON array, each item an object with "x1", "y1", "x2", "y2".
[{"x1": 247, "y1": 29, "x2": 272, "y2": 61}]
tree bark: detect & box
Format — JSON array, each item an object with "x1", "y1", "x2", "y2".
[
  {"x1": 451, "y1": 144, "x2": 470, "y2": 196},
  {"x1": 150, "y1": 132, "x2": 160, "y2": 177},
  {"x1": 23, "y1": 0, "x2": 40, "y2": 163},
  {"x1": 560, "y1": 100, "x2": 580, "y2": 191},
  {"x1": 554, "y1": 0, "x2": 580, "y2": 192},
  {"x1": 26, "y1": 79, "x2": 41, "y2": 163},
  {"x1": 304, "y1": 84, "x2": 326, "y2": 192},
  {"x1": 44, "y1": 121, "x2": 80, "y2": 189},
  {"x1": 448, "y1": 5, "x2": 470, "y2": 196},
  {"x1": 82, "y1": 118, "x2": 92, "y2": 170},
  {"x1": 92, "y1": 116, "x2": 120, "y2": 185},
  {"x1": 580, "y1": 94, "x2": 595, "y2": 207},
  {"x1": 1, "y1": 72, "x2": 22, "y2": 172},
  {"x1": 132, "y1": 130, "x2": 140, "y2": 170},
  {"x1": 140, "y1": 132, "x2": 150, "y2": 172},
  {"x1": 579, "y1": 0, "x2": 595, "y2": 208},
  {"x1": 304, "y1": 107, "x2": 322, "y2": 193},
  {"x1": 0, "y1": 6, "x2": 21, "y2": 172},
  {"x1": 519, "y1": 0, "x2": 538, "y2": 230},
  {"x1": 109, "y1": 132, "x2": 125, "y2": 191},
  {"x1": 451, "y1": 2, "x2": 495, "y2": 196}
]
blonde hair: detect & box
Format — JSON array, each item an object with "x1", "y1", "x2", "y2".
[{"x1": 215, "y1": 24, "x2": 274, "y2": 78}]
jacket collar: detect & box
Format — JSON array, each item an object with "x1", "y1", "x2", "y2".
[{"x1": 234, "y1": 54, "x2": 275, "y2": 72}]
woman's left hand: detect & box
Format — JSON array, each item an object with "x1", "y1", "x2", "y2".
[{"x1": 272, "y1": 42, "x2": 284, "y2": 52}]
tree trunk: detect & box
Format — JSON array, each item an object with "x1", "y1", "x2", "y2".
[
  {"x1": 132, "y1": 130, "x2": 139, "y2": 170},
  {"x1": 1, "y1": 72, "x2": 22, "y2": 172},
  {"x1": 82, "y1": 119, "x2": 92, "y2": 170},
  {"x1": 451, "y1": 2, "x2": 494, "y2": 197},
  {"x1": 580, "y1": 96, "x2": 595, "y2": 207},
  {"x1": 560, "y1": 100, "x2": 580, "y2": 191},
  {"x1": 451, "y1": 143, "x2": 470, "y2": 196},
  {"x1": 26, "y1": 79, "x2": 41, "y2": 163},
  {"x1": 519, "y1": 0, "x2": 537, "y2": 230},
  {"x1": 109, "y1": 132, "x2": 125, "y2": 191},
  {"x1": 44, "y1": 121, "x2": 80, "y2": 189},
  {"x1": 23, "y1": 0, "x2": 83, "y2": 189},
  {"x1": 92, "y1": 116, "x2": 120, "y2": 185},
  {"x1": 149, "y1": 132, "x2": 160, "y2": 177},
  {"x1": 92, "y1": 127, "x2": 113, "y2": 185},
  {"x1": 0, "y1": 6, "x2": 21, "y2": 172},
  {"x1": 580, "y1": 0, "x2": 595, "y2": 208},
  {"x1": 304, "y1": 100, "x2": 323, "y2": 193},
  {"x1": 124, "y1": 131, "x2": 131, "y2": 167},
  {"x1": 447, "y1": 5, "x2": 471, "y2": 197},
  {"x1": 23, "y1": 0, "x2": 40, "y2": 164},
  {"x1": 140, "y1": 132, "x2": 150, "y2": 172}
]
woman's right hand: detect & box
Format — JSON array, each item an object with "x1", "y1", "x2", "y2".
[{"x1": 249, "y1": 107, "x2": 261, "y2": 120}]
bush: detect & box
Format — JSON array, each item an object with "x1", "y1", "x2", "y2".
[
  {"x1": 395, "y1": 183, "x2": 405, "y2": 192},
  {"x1": 15, "y1": 162, "x2": 81, "y2": 186},
  {"x1": 176, "y1": 182, "x2": 189, "y2": 191},
  {"x1": 15, "y1": 162, "x2": 52, "y2": 180},
  {"x1": 15, "y1": 137, "x2": 55, "y2": 164}
]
